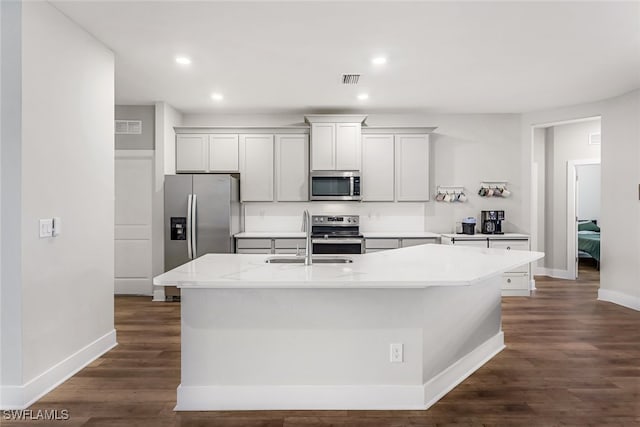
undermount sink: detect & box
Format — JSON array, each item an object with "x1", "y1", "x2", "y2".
[{"x1": 265, "y1": 256, "x2": 353, "y2": 264}]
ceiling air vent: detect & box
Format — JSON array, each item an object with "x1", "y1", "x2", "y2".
[
  {"x1": 341, "y1": 74, "x2": 361, "y2": 85},
  {"x1": 115, "y1": 120, "x2": 142, "y2": 135},
  {"x1": 589, "y1": 132, "x2": 601, "y2": 145}
]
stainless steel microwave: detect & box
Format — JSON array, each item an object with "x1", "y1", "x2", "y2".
[{"x1": 310, "y1": 171, "x2": 361, "y2": 201}]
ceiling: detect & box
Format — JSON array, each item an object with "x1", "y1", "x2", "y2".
[{"x1": 52, "y1": 1, "x2": 640, "y2": 114}]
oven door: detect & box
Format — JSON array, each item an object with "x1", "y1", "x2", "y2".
[{"x1": 312, "y1": 238, "x2": 363, "y2": 254}]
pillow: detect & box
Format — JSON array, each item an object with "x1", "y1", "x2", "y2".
[{"x1": 578, "y1": 221, "x2": 600, "y2": 232}]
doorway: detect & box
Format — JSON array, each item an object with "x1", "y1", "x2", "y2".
[{"x1": 531, "y1": 117, "x2": 601, "y2": 280}]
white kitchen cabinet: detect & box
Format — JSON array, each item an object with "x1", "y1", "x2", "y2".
[
  {"x1": 310, "y1": 123, "x2": 336, "y2": 170},
  {"x1": 208, "y1": 134, "x2": 239, "y2": 172},
  {"x1": 239, "y1": 134, "x2": 274, "y2": 202},
  {"x1": 176, "y1": 134, "x2": 208, "y2": 172},
  {"x1": 275, "y1": 134, "x2": 309, "y2": 201},
  {"x1": 361, "y1": 134, "x2": 395, "y2": 201},
  {"x1": 441, "y1": 234, "x2": 532, "y2": 296},
  {"x1": 310, "y1": 122, "x2": 361, "y2": 171},
  {"x1": 395, "y1": 134, "x2": 430, "y2": 201},
  {"x1": 335, "y1": 123, "x2": 361, "y2": 170}
]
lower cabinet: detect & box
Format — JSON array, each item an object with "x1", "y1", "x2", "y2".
[
  {"x1": 441, "y1": 235, "x2": 532, "y2": 296},
  {"x1": 364, "y1": 237, "x2": 439, "y2": 253},
  {"x1": 236, "y1": 238, "x2": 272, "y2": 254},
  {"x1": 236, "y1": 238, "x2": 306, "y2": 254}
]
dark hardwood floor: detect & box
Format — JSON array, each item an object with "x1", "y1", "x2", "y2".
[{"x1": 7, "y1": 265, "x2": 639, "y2": 426}]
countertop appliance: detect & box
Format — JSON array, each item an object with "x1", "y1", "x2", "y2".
[
  {"x1": 310, "y1": 171, "x2": 361, "y2": 201},
  {"x1": 164, "y1": 174, "x2": 241, "y2": 299},
  {"x1": 481, "y1": 210, "x2": 505, "y2": 234},
  {"x1": 311, "y1": 214, "x2": 363, "y2": 254},
  {"x1": 462, "y1": 217, "x2": 477, "y2": 235}
]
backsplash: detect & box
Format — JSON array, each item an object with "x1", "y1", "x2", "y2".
[{"x1": 243, "y1": 202, "x2": 426, "y2": 232}]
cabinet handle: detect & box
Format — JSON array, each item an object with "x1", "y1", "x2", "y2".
[
  {"x1": 507, "y1": 246, "x2": 511, "y2": 250},
  {"x1": 507, "y1": 278, "x2": 512, "y2": 283}
]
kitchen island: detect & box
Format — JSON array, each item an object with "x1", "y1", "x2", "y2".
[{"x1": 153, "y1": 244, "x2": 543, "y2": 411}]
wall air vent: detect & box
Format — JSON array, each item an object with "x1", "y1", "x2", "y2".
[
  {"x1": 589, "y1": 132, "x2": 601, "y2": 145},
  {"x1": 115, "y1": 120, "x2": 142, "y2": 135},
  {"x1": 341, "y1": 74, "x2": 361, "y2": 85}
]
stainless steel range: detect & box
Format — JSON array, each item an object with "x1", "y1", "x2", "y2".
[{"x1": 311, "y1": 215, "x2": 364, "y2": 254}]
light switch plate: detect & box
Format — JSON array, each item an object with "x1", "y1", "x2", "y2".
[
  {"x1": 39, "y1": 219, "x2": 53, "y2": 238},
  {"x1": 52, "y1": 217, "x2": 61, "y2": 236}
]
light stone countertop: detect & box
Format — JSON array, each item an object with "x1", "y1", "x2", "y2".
[
  {"x1": 153, "y1": 244, "x2": 543, "y2": 289},
  {"x1": 234, "y1": 231, "x2": 442, "y2": 239}
]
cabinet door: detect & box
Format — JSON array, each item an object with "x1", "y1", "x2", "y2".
[
  {"x1": 209, "y1": 134, "x2": 239, "y2": 172},
  {"x1": 311, "y1": 123, "x2": 335, "y2": 170},
  {"x1": 176, "y1": 134, "x2": 208, "y2": 172},
  {"x1": 454, "y1": 239, "x2": 488, "y2": 248},
  {"x1": 395, "y1": 134, "x2": 430, "y2": 201},
  {"x1": 239, "y1": 134, "x2": 274, "y2": 202},
  {"x1": 489, "y1": 239, "x2": 530, "y2": 273},
  {"x1": 275, "y1": 134, "x2": 309, "y2": 201},
  {"x1": 336, "y1": 123, "x2": 361, "y2": 170},
  {"x1": 361, "y1": 134, "x2": 395, "y2": 201}
]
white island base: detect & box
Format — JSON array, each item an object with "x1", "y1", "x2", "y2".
[
  {"x1": 178, "y1": 277, "x2": 503, "y2": 410},
  {"x1": 154, "y1": 245, "x2": 543, "y2": 411}
]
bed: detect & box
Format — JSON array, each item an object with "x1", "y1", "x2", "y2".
[{"x1": 577, "y1": 220, "x2": 600, "y2": 266}]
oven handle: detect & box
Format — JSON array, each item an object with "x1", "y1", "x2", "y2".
[{"x1": 312, "y1": 238, "x2": 363, "y2": 244}]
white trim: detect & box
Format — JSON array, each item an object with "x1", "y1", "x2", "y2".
[
  {"x1": 0, "y1": 330, "x2": 117, "y2": 409},
  {"x1": 531, "y1": 116, "x2": 601, "y2": 129},
  {"x1": 115, "y1": 278, "x2": 152, "y2": 296},
  {"x1": 533, "y1": 267, "x2": 574, "y2": 280},
  {"x1": 530, "y1": 279, "x2": 536, "y2": 290},
  {"x1": 175, "y1": 332, "x2": 504, "y2": 411},
  {"x1": 598, "y1": 289, "x2": 640, "y2": 312},
  {"x1": 115, "y1": 149, "x2": 154, "y2": 158},
  {"x1": 153, "y1": 287, "x2": 166, "y2": 302}
]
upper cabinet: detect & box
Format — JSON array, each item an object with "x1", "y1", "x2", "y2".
[
  {"x1": 361, "y1": 134, "x2": 395, "y2": 201},
  {"x1": 176, "y1": 134, "x2": 208, "y2": 172},
  {"x1": 176, "y1": 134, "x2": 239, "y2": 173},
  {"x1": 306, "y1": 115, "x2": 366, "y2": 171},
  {"x1": 275, "y1": 134, "x2": 309, "y2": 202},
  {"x1": 395, "y1": 134, "x2": 430, "y2": 201},
  {"x1": 208, "y1": 134, "x2": 239, "y2": 172},
  {"x1": 239, "y1": 134, "x2": 274, "y2": 202}
]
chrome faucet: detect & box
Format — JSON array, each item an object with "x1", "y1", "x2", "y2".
[{"x1": 302, "y1": 209, "x2": 312, "y2": 265}]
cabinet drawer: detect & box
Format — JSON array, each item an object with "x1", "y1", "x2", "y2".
[
  {"x1": 453, "y1": 239, "x2": 488, "y2": 248},
  {"x1": 401, "y1": 238, "x2": 438, "y2": 248},
  {"x1": 502, "y1": 273, "x2": 529, "y2": 290},
  {"x1": 489, "y1": 240, "x2": 529, "y2": 251},
  {"x1": 365, "y1": 239, "x2": 400, "y2": 249},
  {"x1": 274, "y1": 239, "x2": 307, "y2": 249},
  {"x1": 236, "y1": 238, "x2": 272, "y2": 249},
  {"x1": 273, "y1": 248, "x2": 300, "y2": 255},
  {"x1": 236, "y1": 248, "x2": 272, "y2": 254}
]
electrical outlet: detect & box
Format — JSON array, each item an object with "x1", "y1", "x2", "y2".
[{"x1": 390, "y1": 343, "x2": 403, "y2": 363}]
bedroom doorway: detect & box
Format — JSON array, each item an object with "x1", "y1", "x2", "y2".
[
  {"x1": 568, "y1": 159, "x2": 601, "y2": 280},
  {"x1": 531, "y1": 116, "x2": 601, "y2": 280}
]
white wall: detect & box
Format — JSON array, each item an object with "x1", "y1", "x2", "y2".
[
  {"x1": 522, "y1": 89, "x2": 640, "y2": 310},
  {"x1": 1, "y1": 0, "x2": 24, "y2": 389},
  {"x1": 544, "y1": 119, "x2": 601, "y2": 270},
  {"x1": 115, "y1": 105, "x2": 155, "y2": 150},
  {"x1": 183, "y1": 113, "x2": 524, "y2": 233},
  {"x1": 577, "y1": 163, "x2": 601, "y2": 221},
  {"x1": 1, "y1": 1, "x2": 116, "y2": 408}
]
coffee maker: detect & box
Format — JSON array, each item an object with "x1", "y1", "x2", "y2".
[{"x1": 481, "y1": 210, "x2": 504, "y2": 234}]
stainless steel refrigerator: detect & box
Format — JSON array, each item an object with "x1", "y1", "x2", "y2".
[{"x1": 164, "y1": 174, "x2": 240, "y2": 298}]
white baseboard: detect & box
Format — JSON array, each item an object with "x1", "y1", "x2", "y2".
[
  {"x1": 175, "y1": 332, "x2": 504, "y2": 411},
  {"x1": 423, "y1": 331, "x2": 504, "y2": 408},
  {"x1": 533, "y1": 267, "x2": 574, "y2": 280},
  {"x1": 115, "y1": 278, "x2": 152, "y2": 296},
  {"x1": 152, "y1": 287, "x2": 166, "y2": 302},
  {"x1": 598, "y1": 289, "x2": 640, "y2": 312},
  {"x1": 0, "y1": 329, "x2": 117, "y2": 410}
]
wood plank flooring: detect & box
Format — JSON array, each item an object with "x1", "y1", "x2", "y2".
[{"x1": 6, "y1": 265, "x2": 640, "y2": 426}]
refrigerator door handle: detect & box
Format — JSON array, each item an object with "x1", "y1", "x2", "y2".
[
  {"x1": 187, "y1": 193, "x2": 193, "y2": 260},
  {"x1": 191, "y1": 194, "x2": 197, "y2": 258}
]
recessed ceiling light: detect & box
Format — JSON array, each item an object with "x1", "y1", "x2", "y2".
[
  {"x1": 372, "y1": 56, "x2": 387, "y2": 65},
  {"x1": 175, "y1": 56, "x2": 191, "y2": 65},
  {"x1": 211, "y1": 93, "x2": 224, "y2": 101},
  {"x1": 357, "y1": 93, "x2": 369, "y2": 100}
]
